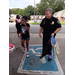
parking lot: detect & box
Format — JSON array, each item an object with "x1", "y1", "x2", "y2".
[{"x1": 9, "y1": 32, "x2": 65, "y2": 75}]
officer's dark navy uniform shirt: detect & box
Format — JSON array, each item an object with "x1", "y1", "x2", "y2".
[
  {"x1": 40, "y1": 16, "x2": 61, "y2": 35},
  {"x1": 40, "y1": 16, "x2": 62, "y2": 57}
]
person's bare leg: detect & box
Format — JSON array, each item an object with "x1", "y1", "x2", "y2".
[
  {"x1": 17, "y1": 32, "x2": 19, "y2": 37},
  {"x1": 21, "y1": 40, "x2": 25, "y2": 48},
  {"x1": 26, "y1": 40, "x2": 29, "y2": 58},
  {"x1": 26, "y1": 40, "x2": 29, "y2": 52}
]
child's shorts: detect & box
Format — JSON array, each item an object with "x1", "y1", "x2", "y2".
[{"x1": 21, "y1": 37, "x2": 30, "y2": 40}]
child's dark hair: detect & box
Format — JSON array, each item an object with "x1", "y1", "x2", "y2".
[
  {"x1": 22, "y1": 15, "x2": 28, "y2": 21},
  {"x1": 16, "y1": 15, "x2": 20, "y2": 19}
]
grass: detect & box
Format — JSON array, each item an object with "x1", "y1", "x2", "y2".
[
  {"x1": 60, "y1": 22, "x2": 65, "y2": 25},
  {"x1": 30, "y1": 21, "x2": 65, "y2": 25},
  {"x1": 29, "y1": 20, "x2": 32, "y2": 21}
]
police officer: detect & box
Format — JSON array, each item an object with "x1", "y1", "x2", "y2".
[{"x1": 39, "y1": 8, "x2": 62, "y2": 61}]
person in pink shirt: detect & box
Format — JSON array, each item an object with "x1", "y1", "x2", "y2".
[{"x1": 15, "y1": 15, "x2": 21, "y2": 37}]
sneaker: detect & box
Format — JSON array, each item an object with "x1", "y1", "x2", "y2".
[
  {"x1": 26, "y1": 52, "x2": 29, "y2": 58},
  {"x1": 40, "y1": 55, "x2": 43, "y2": 59},
  {"x1": 23, "y1": 47, "x2": 26, "y2": 53}
]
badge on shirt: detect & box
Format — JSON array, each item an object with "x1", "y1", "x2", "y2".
[{"x1": 51, "y1": 21, "x2": 54, "y2": 25}]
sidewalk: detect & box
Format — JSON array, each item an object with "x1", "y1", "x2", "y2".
[{"x1": 9, "y1": 33, "x2": 65, "y2": 75}]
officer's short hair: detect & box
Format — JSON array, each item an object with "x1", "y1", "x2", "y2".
[{"x1": 45, "y1": 8, "x2": 52, "y2": 13}]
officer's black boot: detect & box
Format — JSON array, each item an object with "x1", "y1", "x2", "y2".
[{"x1": 48, "y1": 57, "x2": 52, "y2": 61}]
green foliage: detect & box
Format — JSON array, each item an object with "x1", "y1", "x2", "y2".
[
  {"x1": 9, "y1": 0, "x2": 65, "y2": 19},
  {"x1": 9, "y1": 5, "x2": 35, "y2": 19},
  {"x1": 36, "y1": 0, "x2": 65, "y2": 14}
]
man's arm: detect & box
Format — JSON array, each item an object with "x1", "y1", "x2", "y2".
[
  {"x1": 39, "y1": 27, "x2": 43, "y2": 38},
  {"x1": 54, "y1": 27, "x2": 62, "y2": 33},
  {"x1": 51, "y1": 27, "x2": 62, "y2": 36}
]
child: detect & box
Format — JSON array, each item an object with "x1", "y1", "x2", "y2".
[
  {"x1": 20, "y1": 15, "x2": 30, "y2": 58},
  {"x1": 15, "y1": 15, "x2": 21, "y2": 37}
]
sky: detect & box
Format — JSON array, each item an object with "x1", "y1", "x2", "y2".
[{"x1": 9, "y1": 0, "x2": 41, "y2": 9}]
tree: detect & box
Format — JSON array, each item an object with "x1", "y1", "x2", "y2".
[
  {"x1": 53, "y1": 0, "x2": 65, "y2": 13},
  {"x1": 36, "y1": 0, "x2": 48, "y2": 15},
  {"x1": 23, "y1": 5, "x2": 34, "y2": 19},
  {"x1": 9, "y1": 0, "x2": 65, "y2": 19},
  {"x1": 36, "y1": 0, "x2": 65, "y2": 15},
  {"x1": 9, "y1": 5, "x2": 34, "y2": 19},
  {"x1": 9, "y1": 9, "x2": 12, "y2": 14}
]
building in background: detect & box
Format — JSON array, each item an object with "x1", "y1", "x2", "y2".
[
  {"x1": 30, "y1": 10, "x2": 65, "y2": 22},
  {"x1": 30, "y1": 15, "x2": 45, "y2": 20},
  {"x1": 9, "y1": 14, "x2": 22, "y2": 21},
  {"x1": 53, "y1": 10, "x2": 65, "y2": 22}
]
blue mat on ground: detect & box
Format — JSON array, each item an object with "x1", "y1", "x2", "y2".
[{"x1": 22, "y1": 45, "x2": 58, "y2": 71}]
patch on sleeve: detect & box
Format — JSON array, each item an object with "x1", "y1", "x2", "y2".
[{"x1": 57, "y1": 20, "x2": 60, "y2": 24}]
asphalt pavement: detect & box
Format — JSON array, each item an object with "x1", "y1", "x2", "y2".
[
  {"x1": 9, "y1": 22, "x2": 65, "y2": 33},
  {"x1": 9, "y1": 23, "x2": 65, "y2": 75}
]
